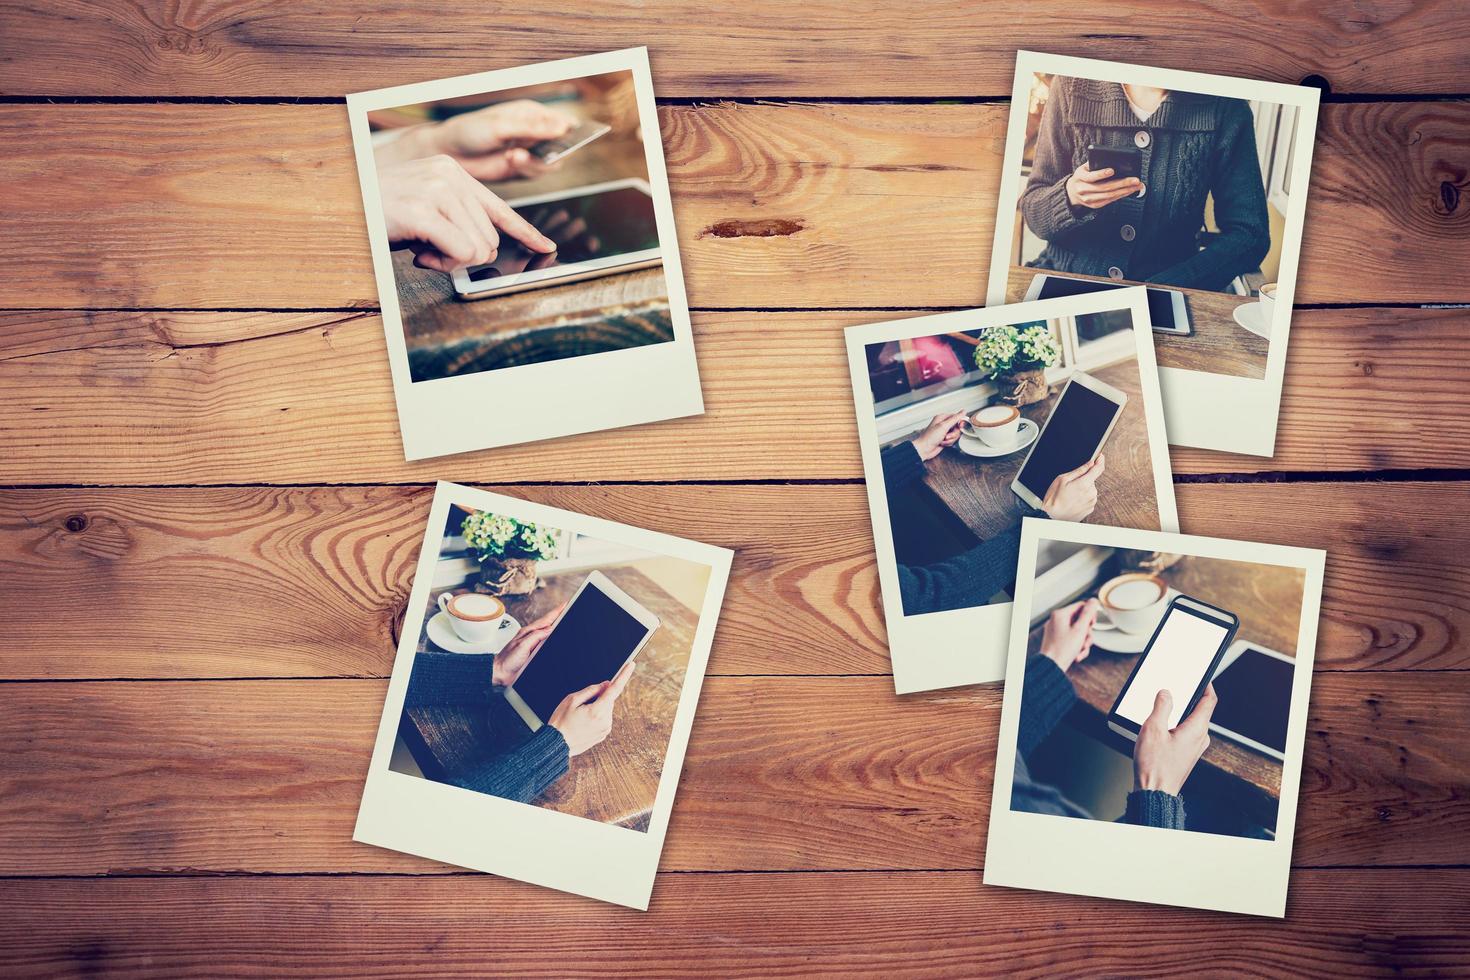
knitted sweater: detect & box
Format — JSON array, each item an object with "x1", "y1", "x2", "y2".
[
  {"x1": 1012, "y1": 655, "x2": 1185, "y2": 830},
  {"x1": 881, "y1": 440, "x2": 1040, "y2": 616},
  {"x1": 404, "y1": 651, "x2": 569, "y2": 804},
  {"x1": 1021, "y1": 76, "x2": 1271, "y2": 293}
]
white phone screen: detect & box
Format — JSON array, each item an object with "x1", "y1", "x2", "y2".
[{"x1": 1116, "y1": 607, "x2": 1231, "y2": 728}]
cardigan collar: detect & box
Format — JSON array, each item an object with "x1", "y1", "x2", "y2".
[{"x1": 1062, "y1": 77, "x2": 1223, "y2": 131}]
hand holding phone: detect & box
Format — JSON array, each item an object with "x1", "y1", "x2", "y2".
[
  {"x1": 1132, "y1": 683, "x2": 1218, "y2": 794},
  {"x1": 1107, "y1": 595, "x2": 1238, "y2": 743},
  {"x1": 1068, "y1": 145, "x2": 1144, "y2": 210}
]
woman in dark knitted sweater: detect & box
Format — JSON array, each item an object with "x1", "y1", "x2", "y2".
[
  {"x1": 882, "y1": 413, "x2": 1106, "y2": 615},
  {"x1": 402, "y1": 603, "x2": 636, "y2": 804},
  {"x1": 1013, "y1": 598, "x2": 1218, "y2": 830},
  {"x1": 1022, "y1": 76, "x2": 1271, "y2": 293}
]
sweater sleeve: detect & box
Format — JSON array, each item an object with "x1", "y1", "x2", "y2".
[
  {"x1": 1124, "y1": 789, "x2": 1187, "y2": 830},
  {"x1": 897, "y1": 517, "x2": 1032, "y2": 616},
  {"x1": 452, "y1": 725, "x2": 571, "y2": 805},
  {"x1": 1017, "y1": 654, "x2": 1078, "y2": 758},
  {"x1": 404, "y1": 652, "x2": 498, "y2": 709},
  {"x1": 1145, "y1": 99, "x2": 1271, "y2": 291},
  {"x1": 880, "y1": 440, "x2": 927, "y2": 494},
  {"x1": 1020, "y1": 78, "x2": 1097, "y2": 242}
]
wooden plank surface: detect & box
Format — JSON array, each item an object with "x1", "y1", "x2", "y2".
[
  {"x1": 0, "y1": 673, "x2": 1463, "y2": 878},
  {"x1": 1, "y1": 482, "x2": 1466, "y2": 682},
  {"x1": 3, "y1": 1, "x2": 1470, "y2": 97},
  {"x1": 1, "y1": 102, "x2": 1468, "y2": 311},
  {"x1": 0, "y1": 871, "x2": 1467, "y2": 977},
  {"x1": 3, "y1": 306, "x2": 1469, "y2": 485}
]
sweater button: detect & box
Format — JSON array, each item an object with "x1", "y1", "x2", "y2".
[
  {"x1": 1136, "y1": 181, "x2": 1147, "y2": 198},
  {"x1": 1134, "y1": 130, "x2": 1150, "y2": 148},
  {"x1": 1107, "y1": 266, "x2": 1125, "y2": 280},
  {"x1": 1120, "y1": 224, "x2": 1136, "y2": 242}
]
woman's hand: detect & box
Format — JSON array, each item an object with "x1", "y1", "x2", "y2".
[
  {"x1": 377, "y1": 155, "x2": 556, "y2": 272},
  {"x1": 1041, "y1": 455, "x2": 1105, "y2": 522},
  {"x1": 427, "y1": 100, "x2": 577, "y2": 181},
  {"x1": 548, "y1": 659, "x2": 637, "y2": 757},
  {"x1": 911, "y1": 412, "x2": 968, "y2": 461},
  {"x1": 1039, "y1": 598, "x2": 1099, "y2": 673},
  {"x1": 1065, "y1": 163, "x2": 1143, "y2": 210},
  {"x1": 491, "y1": 602, "x2": 566, "y2": 688},
  {"x1": 1133, "y1": 685, "x2": 1217, "y2": 795}
]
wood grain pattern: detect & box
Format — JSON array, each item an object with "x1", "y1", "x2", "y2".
[
  {"x1": 3, "y1": 870, "x2": 1468, "y2": 976},
  {"x1": 3, "y1": 307, "x2": 1469, "y2": 485},
  {"x1": 3, "y1": 1, "x2": 1469, "y2": 97},
  {"x1": 0, "y1": 673, "x2": 1464, "y2": 877},
  {"x1": 1, "y1": 102, "x2": 1467, "y2": 310},
  {"x1": 0, "y1": 482, "x2": 1464, "y2": 682}
]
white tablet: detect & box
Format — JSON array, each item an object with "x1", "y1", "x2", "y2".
[
  {"x1": 503, "y1": 570, "x2": 661, "y2": 731},
  {"x1": 451, "y1": 178, "x2": 662, "y2": 299},
  {"x1": 1024, "y1": 272, "x2": 1191, "y2": 336},
  {"x1": 1010, "y1": 370, "x2": 1127, "y2": 512}
]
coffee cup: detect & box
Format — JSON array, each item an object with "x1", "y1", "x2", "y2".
[
  {"x1": 963, "y1": 404, "x2": 1021, "y2": 447},
  {"x1": 1255, "y1": 282, "x2": 1277, "y2": 334},
  {"x1": 1094, "y1": 572, "x2": 1168, "y2": 635},
  {"x1": 436, "y1": 591, "x2": 519, "y2": 646}
]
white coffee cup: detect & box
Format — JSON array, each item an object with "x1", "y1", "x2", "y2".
[
  {"x1": 1255, "y1": 282, "x2": 1277, "y2": 334},
  {"x1": 964, "y1": 404, "x2": 1022, "y2": 448},
  {"x1": 1094, "y1": 572, "x2": 1168, "y2": 635},
  {"x1": 436, "y1": 591, "x2": 519, "y2": 646}
]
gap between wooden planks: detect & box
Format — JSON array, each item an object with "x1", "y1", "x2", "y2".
[
  {"x1": 0, "y1": 871, "x2": 1466, "y2": 975},
  {"x1": 0, "y1": 102, "x2": 1466, "y2": 310},
  {"x1": 0, "y1": 482, "x2": 1464, "y2": 681},
  {"x1": 1, "y1": 307, "x2": 1467, "y2": 485},
  {"x1": 1, "y1": 1, "x2": 1468, "y2": 97},
  {"x1": 0, "y1": 674, "x2": 1464, "y2": 876}
]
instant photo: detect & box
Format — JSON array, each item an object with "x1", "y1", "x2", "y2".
[
  {"x1": 986, "y1": 52, "x2": 1320, "y2": 456},
  {"x1": 354, "y1": 482, "x2": 732, "y2": 909},
  {"x1": 844, "y1": 289, "x2": 1178, "y2": 694},
  {"x1": 985, "y1": 520, "x2": 1325, "y2": 916},
  {"x1": 347, "y1": 48, "x2": 704, "y2": 460}
]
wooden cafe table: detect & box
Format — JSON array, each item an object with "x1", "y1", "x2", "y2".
[
  {"x1": 1005, "y1": 264, "x2": 1268, "y2": 380},
  {"x1": 917, "y1": 358, "x2": 1162, "y2": 544},
  {"x1": 404, "y1": 561, "x2": 700, "y2": 831}
]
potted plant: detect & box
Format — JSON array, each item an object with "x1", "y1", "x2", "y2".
[
  {"x1": 460, "y1": 511, "x2": 561, "y2": 596},
  {"x1": 973, "y1": 322, "x2": 1061, "y2": 406}
]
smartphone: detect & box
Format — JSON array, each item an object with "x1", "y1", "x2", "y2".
[
  {"x1": 1208, "y1": 641, "x2": 1294, "y2": 761},
  {"x1": 503, "y1": 570, "x2": 661, "y2": 731},
  {"x1": 1106, "y1": 595, "x2": 1239, "y2": 742},
  {"x1": 1010, "y1": 371, "x2": 1127, "y2": 512},
  {"x1": 1086, "y1": 143, "x2": 1142, "y2": 180},
  {"x1": 528, "y1": 120, "x2": 611, "y2": 164},
  {"x1": 1024, "y1": 273, "x2": 1191, "y2": 337}
]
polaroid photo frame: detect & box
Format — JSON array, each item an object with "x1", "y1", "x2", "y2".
[
  {"x1": 353, "y1": 481, "x2": 733, "y2": 910},
  {"x1": 986, "y1": 51, "x2": 1321, "y2": 457},
  {"x1": 346, "y1": 48, "x2": 704, "y2": 461},
  {"x1": 985, "y1": 519, "x2": 1325, "y2": 917},
  {"x1": 844, "y1": 288, "x2": 1178, "y2": 694}
]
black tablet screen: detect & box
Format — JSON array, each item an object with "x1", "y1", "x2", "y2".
[
  {"x1": 510, "y1": 582, "x2": 651, "y2": 722},
  {"x1": 1016, "y1": 381, "x2": 1120, "y2": 499},
  {"x1": 1209, "y1": 647, "x2": 1293, "y2": 753},
  {"x1": 1035, "y1": 275, "x2": 1179, "y2": 331}
]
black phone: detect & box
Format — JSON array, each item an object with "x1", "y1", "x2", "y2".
[
  {"x1": 1106, "y1": 595, "x2": 1239, "y2": 741},
  {"x1": 1086, "y1": 143, "x2": 1142, "y2": 180}
]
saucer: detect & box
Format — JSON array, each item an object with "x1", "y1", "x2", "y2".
[
  {"x1": 1090, "y1": 588, "x2": 1180, "y2": 654},
  {"x1": 426, "y1": 610, "x2": 521, "y2": 655},
  {"x1": 956, "y1": 418, "x2": 1038, "y2": 458},
  {"x1": 1233, "y1": 301, "x2": 1272, "y2": 339}
]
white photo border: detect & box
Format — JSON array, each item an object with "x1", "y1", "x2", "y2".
[
  {"x1": 843, "y1": 288, "x2": 1179, "y2": 694},
  {"x1": 985, "y1": 51, "x2": 1321, "y2": 458},
  {"x1": 984, "y1": 518, "x2": 1326, "y2": 917},
  {"x1": 353, "y1": 481, "x2": 733, "y2": 910},
  {"x1": 346, "y1": 47, "x2": 705, "y2": 461}
]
